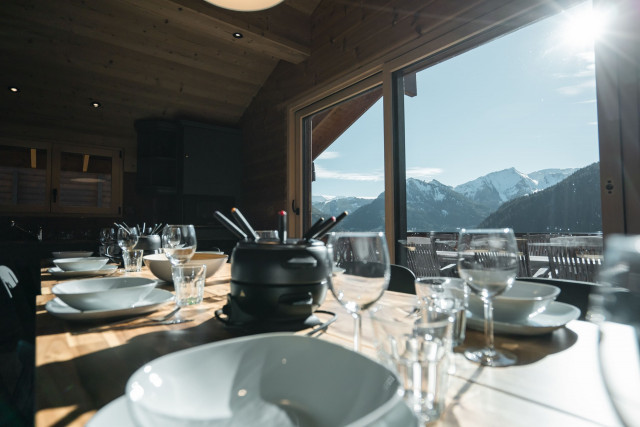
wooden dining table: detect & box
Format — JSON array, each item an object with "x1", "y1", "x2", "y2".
[{"x1": 35, "y1": 263, "x2": 624, "y2": 426}]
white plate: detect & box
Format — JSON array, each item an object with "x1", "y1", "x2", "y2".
[
  {"x1": 52, "y1": 251, "x2": 94, "y2": 259},
  {"x1": 45, "y1": 289, "x2": 174, "y2": 321},
  {"x1": 466, "y1": 301, "x2": 581, "y2": 336},
  {"x1": 86, "y1": 396, "x2": 418, "y2": 427},
  {"x1": 48, "y1": 265, "x2": 118, "y2": 278}
]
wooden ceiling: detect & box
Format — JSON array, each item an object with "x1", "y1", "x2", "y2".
[{"x1": 0, "y1": 0, "x2": 321, "y2": 140}]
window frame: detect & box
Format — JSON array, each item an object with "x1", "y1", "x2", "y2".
[{"x1": 0, "y1": 139, "x2": 123, "y2": 216}]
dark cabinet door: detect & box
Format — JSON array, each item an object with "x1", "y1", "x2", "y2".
[{"x1": 181, "y1": 120, "x2": 242, "y2": 197}]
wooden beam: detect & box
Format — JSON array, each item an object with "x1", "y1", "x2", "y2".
[{"x1": 126, "y1": 0, "x2": 311, "y2": 63}]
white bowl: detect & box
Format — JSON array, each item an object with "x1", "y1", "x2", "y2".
[
  {"x1": 143, "y1": 252, "x2": 228, "y2": 282},
  {"x1": 126, "y1": 333, "x2": 401, "y2": 427},
  {"x1": 467, "y1": 280, "x2": 560, "y2": 322},
  {"x1": 52, "y1": 277, "x2": 157, "y2": 311},
  {"x1": 53, "y1": 257, "x2": 109, "y2": 272},
  {"x1": 52, "y1": 251, "x2": 94, "y2": 259}
]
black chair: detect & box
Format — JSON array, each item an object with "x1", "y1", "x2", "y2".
[
  {"x1": 518, "y1": 277, "x2": 601, "y2": 321},
  {"x1": 388, "y1": 264, "x2": 416, "y2": 294}
]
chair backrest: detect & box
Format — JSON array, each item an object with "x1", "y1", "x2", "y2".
[
  {"x1": 516, "y1": 238, "x2": 531, "y2": 278},
  {"x1": 400, "y1": 239, "x2": 442, "y2": 278},
  {"x1": 547, "y1": 244, "x2": 602, "y2": 282},
  {"x1": 388, "y1": 264, "x2": 416, "y2": 294}
]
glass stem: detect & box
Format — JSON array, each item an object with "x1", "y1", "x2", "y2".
[
  {"x1": 353, "y1": 313, "x2": 362, "y2": 352},
  {"x1": 483, "y1": 298, "x2": 495, "y2": 355}
]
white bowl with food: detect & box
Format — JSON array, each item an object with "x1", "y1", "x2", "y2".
[
  {"x1": 53, "y1": 257, "x2": 109, "y2": 272},
  {"x1": 143, "y1": 252, "x2": 228, "y2": 282},
  {"x1": 466, "y1": 280, "x2": 560, "y2": 322},
  {"x1": 126, "y1": 333, "x2": 401, "y2": 427},
  {"x1": 52, "y1": 277, "x2": 157, "y2": 311}
]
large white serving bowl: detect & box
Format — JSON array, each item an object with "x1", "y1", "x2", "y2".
[
  {"x1": 466, "y1": 280, "x2": 560, "y2": 322},
  {"x1": 143, "y1": 252, "x2": 228, "y2": 282},
  {"x1": 126, "y1": 333, "x2": 401, "y2": 427},
  {"x1": 53, "y1": 257, "x2": 109, "y2": 272},
  {"x1": 52, "y1": 277, "x2": 157, "y2": 311}
]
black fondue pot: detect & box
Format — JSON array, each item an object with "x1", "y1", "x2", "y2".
[{"x1": 227, "y1": 238, "x2": 330, "y2": 324}]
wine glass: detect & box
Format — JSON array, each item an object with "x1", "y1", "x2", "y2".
[
  {"x1": 117, "y1": 226, "x2": 139, "y2": 251},
  {"x1": 327, "y1": 231, "x2": 390, "y2": 352},
  {"x1": 588, "y1": 234, "x2": 640, "y2": 425},
  {"x1": 457, "y1": 228, "x2": 518, "y2": 367},
  {"x1": 161, "y1": 225, "x2": 197, "y2": 265}
]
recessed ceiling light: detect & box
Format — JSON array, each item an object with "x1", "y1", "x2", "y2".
[
  {"x1": 9, "y1": 87, "x2": 19, "y2": 93},
  {"x1": 91, "y1": 101, "x2": 101, "y2": 108},
  {"x1": 233, "y1": 32, "x2": 243, "y2": 39}
]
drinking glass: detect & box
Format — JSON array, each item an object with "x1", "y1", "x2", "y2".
[
  {"x1": 588, "y1": 234, "x2": 640, "y2": 425},
  {"x1": 457, "y1": 228, "x2": 518, "y2": 366},
  {"x1": 327, "y1": 231, "x2": 390, "y2": 352},
  {"x1": 117, "y1": 227, "x2": 139, "y2": 251},
  {"x1": 161, "y1": 225, "x2": 197, "y2": 265}
]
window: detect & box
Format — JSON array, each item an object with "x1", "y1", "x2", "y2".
[
  {"x1": 0, "y1": 140, "x2": 122, "y2": 215},
  {"x1": 400, "y1": 1, "x2": 601, "y2": 237},
  {"x1": 291, "y1": 0, "x2": 633, "y2": 259}
]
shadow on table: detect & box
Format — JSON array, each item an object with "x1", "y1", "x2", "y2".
[
  {"x1": 35, "y1": 314, "x2": 245, "y2": 426},
  {"x1": 456, "y1": 326, "x2": 578, "y2": 366}
]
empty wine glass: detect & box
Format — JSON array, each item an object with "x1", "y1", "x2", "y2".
[
  {"x1": 161, "y1": 225, "x2": 197, "y2": 265},
  {"x1": 588, "y1": 234, "x2": 640, "y2": 425},
  {"x1": 327, "y1": 231, "x2": 390, "y2": 352},
  {"x1": 117, "y1": 226, "x2": 139, "y2": 251},
  {"x1": 457, "y1": 228, "x2": 518, "y2": 367}
]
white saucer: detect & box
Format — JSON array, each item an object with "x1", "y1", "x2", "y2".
[
  {"x1": 466, "y1": 301, "x2": 581, "y2": 336},
  {"x1": 48, "y1": 265, "x2": 118, "y2": 278},
  {"x1": 87, "y1": 395, "x2": 419, "y2": 427},
  {"x1": 45, "y1": 289, "x2": 174, "y2": 321}
]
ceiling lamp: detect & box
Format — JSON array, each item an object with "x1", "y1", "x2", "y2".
[{"x1": 203, "y1": 0, "x2": 283, "y2": 12}]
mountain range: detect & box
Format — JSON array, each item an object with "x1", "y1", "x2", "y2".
[{"x1": 312, "y1": 163, "x2": 601, "y2": 233}]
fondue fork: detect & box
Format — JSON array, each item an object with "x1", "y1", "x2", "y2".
[{"x1": 231, "y1": 207, "x2": 259, "y2": 240}]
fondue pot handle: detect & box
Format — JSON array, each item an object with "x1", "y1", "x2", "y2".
[{"x1": 284, "y1": 256, "x2": 318, "y2": 269}]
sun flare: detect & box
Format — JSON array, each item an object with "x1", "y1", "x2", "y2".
[{"x1": 561, "y1": 4, "x2": 610, "y2": 47}]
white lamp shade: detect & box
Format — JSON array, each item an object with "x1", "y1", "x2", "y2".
[{"x1": 204, "y1": 0, "x2": 284, "y2": 11}]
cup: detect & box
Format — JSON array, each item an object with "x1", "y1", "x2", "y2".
[
  {"x1": 370, "y1": 300, "x2": 453, "y2": 423},
  {"x1": 172, "y1": 264, "x2": 207, "y2": 306},
  {"x1": 122, "y1": 249, "x2": 144, "y2": 272},
  {"x1": 415, "y1": 277, "x2": 468, "y2": 347}
]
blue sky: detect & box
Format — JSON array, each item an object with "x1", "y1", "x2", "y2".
[{"x1": 313, "y1": 1, "x2": 601, "y2": 199}]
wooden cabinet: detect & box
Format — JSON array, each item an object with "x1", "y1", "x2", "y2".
[{"x1": 135, "y1": 119, "x2": 242, "y2": 228}]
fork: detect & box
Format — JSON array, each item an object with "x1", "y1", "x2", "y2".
[{"x1": 76, "y1": 306, "x2": 181, "y2": 334}]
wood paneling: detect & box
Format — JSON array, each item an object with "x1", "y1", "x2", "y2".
[{"x1": 0, "y1": 0, "x2": 319, "y2": 173}]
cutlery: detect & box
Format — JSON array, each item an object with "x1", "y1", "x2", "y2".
[
  {"x1": 303, "y1": 217, "x2": 324, "y2": 241},
  {"x1": 278, "y1": 210, "x2": 287, "y2": 243},
  {"x1": 231, "y1": 207, "x2": 259, "y2": 241},
  {"x1": 214, "y1": 210, "x2": 247, "y2": 240},
  {"x1": 75, "y1": 306, "x2": 181, "y2": 334},
  {"x1": 108, "y1": 318, "x2": 193, "y2": 330},
  {"x1": 316, "y1": 211, "x2": 348, "y2": 239}
]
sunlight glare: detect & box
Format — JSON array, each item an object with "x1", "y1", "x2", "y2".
[{"x1": 562, "y1": 4, "x2": 610, "y2": 47}]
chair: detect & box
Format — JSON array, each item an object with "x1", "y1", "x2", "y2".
[
  {"x1": 399, "y1": 239, "x2": 456, "y2": 278},
  {"x1": 388, "y1": 264, "x2": 416, "y2": 294},
  {"x1": 516, "y1": 238, "x2": 532, "y2": 278},
  {"x1": 547, "y1": 244, "x2": 602, "y2": 283}
]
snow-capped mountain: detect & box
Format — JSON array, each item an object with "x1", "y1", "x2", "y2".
[
  {"x1": 453, "y1": 167, "x2": 577, "y2": 211},
  {"x1": 311, "y1": 165, "x2": 593, "y2": 232},
  {"x1": 312, "y1": 196, "x2": 371, "y2": 218}
]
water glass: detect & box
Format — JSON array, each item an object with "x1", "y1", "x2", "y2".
[
  {"x1": 122, "y1": 249, "x2": 144, "y2": 272},
  {"x1": 172, "y1": 264, "x2": 206, "y2": 306},
  {"x1": 370, "y1": 300, "x2": 453, "y2": 423},
  {"x1": 415, "y1": 277, "x2": 468, "y2": 347}
]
